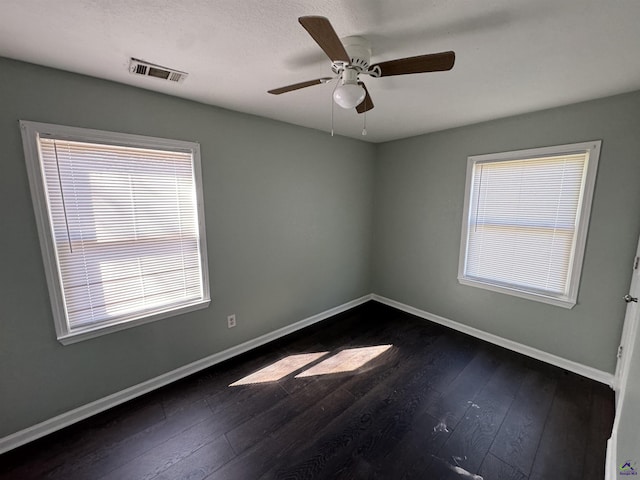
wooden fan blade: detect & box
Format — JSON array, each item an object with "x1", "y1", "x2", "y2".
[
  {"x1": 356, "y1": 82, "x2": 374, "y2": 114},
  {"x1": 372, "y1": 51, "x2": 455, "y2": 77},
  {"x1": 299, "y1": 16, "x2": 350, "y2": 63},
  {"x1": 268, "y1": 78, "x2": 332, "y2": 95}
]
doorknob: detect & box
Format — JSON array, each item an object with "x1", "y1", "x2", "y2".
[{"x1": 624, "y1": 294, "x2": 638, "y2": 303}]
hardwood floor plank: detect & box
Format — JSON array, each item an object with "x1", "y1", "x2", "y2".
[
  {"x1": 489, "y1": 366, "x2": 558, "y2": 476},
  {"x1": 582, "y1": 384, "x2": 615, "y2": 480},
  {"x1": 204, "y1": 388, "x2": 358, "y2": 479},
  {"x1": 204, "y1": 380, "x2": 288, "y2": 430},
  {"x1": 425, "y1": 454, "x2": 487, "y2": 479},
  {"x1": 89, "y1": 383, "x2": 289, "y2": 480},
  {"x1": 321, "y1": 383, "x2": 443, "y2": 480},
  {"x1": 345, "y1": 328, "x2": 476, "y2": 400},
  {"x1": 369, "y1": 411, "x2": 450, "y2": 480},
  {"x1": 421, "y1": 353, "x2": 527, "y2": 478},
  {"x1": 149, "y1": 435, "x2": 236, "y2": 480},
  {"x1": 41, "y1": 382, "x2": 284, "y2": 480},
  {"x1": 342, "y1": 339, "x2": 492, "y2": 472},
  {"x1": 98, "y1": 431, "x2": 234, "y2": 480},
  {"x1": 0, "y1": 396, "x2": 165, "y2": 480},
  {"x1": 529, "y1": 372, "x2": 593, "y2": 480},
  {"x1": 480, "y1": 453, "x2": 527, "y2": 480},
  {"x1": 370, "y1": 349, "x2": 522, "y2": 479},
  {"x1": 424, "y1": 346, "x2": 502, "y2": 427},
  {"x1": 225, "y1": 376, "x2": 346, "y2": 454},
  {"x1": 45, "y1": 399, "x2": 214, "y2": 480},
  {"x1": 260, "y1": 334, "x2": 478, "y2": 479}
]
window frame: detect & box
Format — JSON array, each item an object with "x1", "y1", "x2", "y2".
[
  {"x1": 457, "y1": 140, "x2": 601, "y2": 308},
  {"x1": 20, "y1": 120, "x2": 210, "y2": 344}
]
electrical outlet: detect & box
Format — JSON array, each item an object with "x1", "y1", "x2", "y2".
[{"x1": 227, "y1": 314, "x2": 236, "y2": 328}]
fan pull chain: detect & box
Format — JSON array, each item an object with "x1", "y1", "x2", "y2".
[
  {"x1": 331, "y1": 102, "x2": 334, "y2": 137},
  {"x1": 362, "y1": 107, "x2": 367, "y2": 136},
  {"x1": 331, "y1": 80, "x2": 339, "y2": 136},
  {"x1": 53, "y1": 140, "x2": 74, "y2": 253}
]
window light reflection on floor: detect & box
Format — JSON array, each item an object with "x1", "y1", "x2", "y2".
[
  {"x1": 229, "y1": 352, "x2": 327, "y2": 386},
  {"x1": 229, "y1": 345, "x2": 393, "y2": 387},
  {"x1": 295, "y1": 345, "x2": 393, "y2": 378}
]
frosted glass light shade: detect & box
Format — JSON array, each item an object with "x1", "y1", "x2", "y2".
[{"x1": 333, "y1": 83, "x2": 366, "y2": 109}]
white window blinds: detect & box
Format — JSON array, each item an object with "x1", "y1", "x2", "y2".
[
  {"x1": 459, "y1": 142, "x2": 600, "y2": 308},
  {"x1": 21, "y1": 121, "x2": 210, "y2": 343}
]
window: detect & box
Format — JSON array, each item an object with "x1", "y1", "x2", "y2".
[
  {"x1": 458, "y1": 141, "x2": 601, "y2": 308},
  {"x1": 21, "y1": 121, "x2": 210, "y2": 344}
]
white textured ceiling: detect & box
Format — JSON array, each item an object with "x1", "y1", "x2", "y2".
[{"x1": 1, "y1": 0, "x2": 640, "y2": 143}]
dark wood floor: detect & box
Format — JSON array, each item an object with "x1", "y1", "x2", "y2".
[{"x1": 0, "y1": 302, "x2": 614, "y2": 480}]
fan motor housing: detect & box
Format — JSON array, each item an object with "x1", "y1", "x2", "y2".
[{"x1": 332, "y1": 36, "x2": 371, "y2": 74}]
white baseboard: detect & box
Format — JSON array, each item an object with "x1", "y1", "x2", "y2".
[
  {"x1": 372, "y1": 294, "x2": 615, "y2": 387},
  {"x1": 0, "y1": 294, "x2": 373, "y2": 455}
]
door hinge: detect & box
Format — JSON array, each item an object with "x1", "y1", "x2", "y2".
[
  {"x1": 617, "y1": 345, "x2": 624, "y2": 359},
  {"x1": 635, "y1": 256, "x2": 639, "y2": 270}
]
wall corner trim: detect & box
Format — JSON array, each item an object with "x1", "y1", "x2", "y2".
[
  {"x1": 605, "y1": 434, "x2": 616, "y2": 480},
  {"x1": 371, "y1": 294, "x2": 615, "y2": 387},
  {"x1": 0, "y1": 294, "x2": 373, "y2": 455}
]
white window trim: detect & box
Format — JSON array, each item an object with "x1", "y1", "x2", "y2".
[
  {"x1": 457, "y1": 140, "x2": 601, "y2": 309},
  {"x1": 20, "y1": 121, "x2": 211, "y2": 344}
]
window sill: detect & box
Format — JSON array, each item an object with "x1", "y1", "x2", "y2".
[
  {"x1": 56, "y1": 299, "x2": 211, "y2": 345},
  {"x1": 457, "y1": 276, "x2": 575, "y2": 309}
]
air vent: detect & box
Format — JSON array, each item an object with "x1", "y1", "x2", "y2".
[{"x1": 129, "y1": 58, "x2": 188, "y2": 83}]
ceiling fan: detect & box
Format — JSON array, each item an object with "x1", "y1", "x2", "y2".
[{"x1": 269, "y1": 16, "x2": 456, "y2": 114}]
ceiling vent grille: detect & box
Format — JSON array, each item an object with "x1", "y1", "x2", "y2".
[{"x1": 129, "y1": 58, "x2": 188, "y2": 83}]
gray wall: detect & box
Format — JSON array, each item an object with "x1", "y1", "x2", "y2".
[
  {"x1": 0, "y1": 57, "x2": 375, "y2": 438},
  {"x1": 372, "y1": 90, "x2": 640, "y2": 374}
]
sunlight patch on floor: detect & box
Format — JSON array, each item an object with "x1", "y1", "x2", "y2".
[
  {"x1": 229, "y1": 352, "x2": 328, "y2": 386},
  {"x1": 295, "y1": 345, "x2": 393, "y2": 378}
]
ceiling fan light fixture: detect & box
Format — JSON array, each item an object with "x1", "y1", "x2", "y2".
[
  {"x1": 333, "y1": 68, "x2": 365, "y2": 109},
  {"x1": 333, "y1": 83, "x2": 366, "y2": 109}
]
